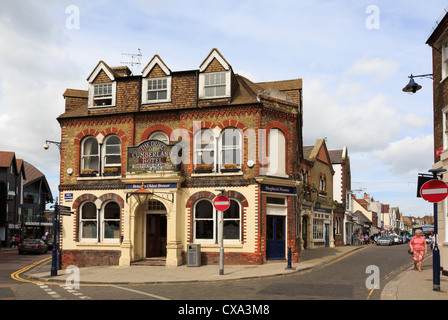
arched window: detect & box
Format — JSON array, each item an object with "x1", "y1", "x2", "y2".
[
  {"x1": 81, "y1": 137, "x2": 99, "y2": 173},
  {"x1": 194, "y1": 200, "x2": 214, "y2": 240},
  {"x1": 80, "y1": 202, "x2": 97, "y2": 240},
  {"x1": 103, "y1": 135, "x2": 121, "y2": 173},
  {"x1": 267, "y1": 129, "x2": 286, "y2": 177},
  {"x1": 223, "y1": 200, "x2": 240, "y2": 240},
  {"x1": 103, "y1": 202, "x2": 121, "y2": 240},
  {"x1": 149, "y1": 131, "x2": 169, "y2": 144},
  {"x1": 319, "y1": 175, "x2": 326, "y2": 191},
  {"x1": 193, "y1": 199, "x2": 241, "y2": 242},
  {"x1": 219, "y1": 128, "x2": 241, "y2": 170},
  {"x1": 193, "y1": 129, "x2": 216, "y2": 169}
]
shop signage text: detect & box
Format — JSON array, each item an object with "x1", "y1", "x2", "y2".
[{"x1": 127, "y1": 140, "x2": 176, "y2": 173}]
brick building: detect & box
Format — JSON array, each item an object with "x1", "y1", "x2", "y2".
[
  {"x1": 57, "y1": 49, "x2": 303, "y2": 268},
  {"x1": 299, "y1": 139, "x2": 335, "y2": 249},
  {"x1": 427, "y1": 10, "x2": 448, "y2": 276}
]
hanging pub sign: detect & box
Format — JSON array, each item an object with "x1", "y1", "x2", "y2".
[{"x1": 127, "y1": 139, "x2": 176, "y2": 172}]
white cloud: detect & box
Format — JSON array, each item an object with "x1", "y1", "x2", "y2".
[
  {"x1": 345, "y1": 57, "x2": 400, "y2": 81},
  {"x1": 373, "y1": 135, "x2": 434, "y2": 176}
]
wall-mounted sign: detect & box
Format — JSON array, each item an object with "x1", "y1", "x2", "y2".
[
  {"x1": 260, "y1": 184, "x2": 296, "y2": 195},
  {"x1": 127, "y1": 140, "x2": 176, "y2": 173},
  {"x1": 125, "y1": 183, "x2": 177, "y2": 190}
]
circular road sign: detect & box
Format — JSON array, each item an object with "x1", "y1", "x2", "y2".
[
  {"x1": 213, "y1": 195, "x2": 230, "y2": 211},
  {"x1": 420, "y1": 179, "x2": 448, "y2": 203}
]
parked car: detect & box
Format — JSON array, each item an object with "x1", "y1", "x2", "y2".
[
  {"x1": 377, "y1": 236, "x2": 393, "y2": 246},
  {"x1": 46, "y1": 237, "x2": 54, "y2": 250},
  {"x1": 18, "y1": 239, "x2": 48, "y2": 254},
  {"x1": 389, "y1": 235, "x2": 401, "y2": 245}
]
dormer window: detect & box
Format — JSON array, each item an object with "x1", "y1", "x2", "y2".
[
  {"x1": 144, "y1": 77, "x2": 171, "y2": 103},
  {"x1": 87, "y1": 61, "x2": 118, "y2": 109},
  {"x1": 93, "y1": 83, "x2": 113, "y2": 107},
  {"x1": 204, "y1": 72, "x2": 226, "y2": 97},
  {"x1": 141, "y1": 55, "x2": 172, "y2": 104},
  {"x1": 198, "y1": 49, "x2": 232, "y2": 100}
]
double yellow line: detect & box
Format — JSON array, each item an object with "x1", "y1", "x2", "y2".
[{"x1": 11, "y1": 257, "x2": 52, "y2": 283}]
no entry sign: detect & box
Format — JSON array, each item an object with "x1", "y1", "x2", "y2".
[
  {"x1": 213, "y1": 195, "x2": 230, "y2": 211},
  {"x1": 420, "y1": 179, "x2": 448, "y2": 203}
]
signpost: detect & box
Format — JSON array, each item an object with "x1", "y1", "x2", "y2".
[
  {"x1": 419, "y1": 170, "x2": 447, "y2": 291},
  {"x1": 213, "y1": 193, "x2": 229, "y2": 275},
  {"x1": 420, "y1": 179, "x2": 448, "y2": 203},
  {"x1": 213, "y1": 195, "x2": 230, "y2": 212}
]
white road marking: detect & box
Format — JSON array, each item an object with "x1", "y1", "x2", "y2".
[{"x1": 110, "y1": 285, "x2": 170, "y2": 300}]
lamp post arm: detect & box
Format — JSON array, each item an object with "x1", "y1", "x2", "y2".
[{"x1": 409, "y1": 73, "x2": 433, "y2": 80}]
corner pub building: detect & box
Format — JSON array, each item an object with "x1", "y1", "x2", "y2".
[{"x1": 57, "y1": 49, "x2": 304, "y2": 268}]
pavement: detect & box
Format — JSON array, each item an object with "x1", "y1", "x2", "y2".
[{"x1": 2, "y1": 244, "x2": 448, "y2": 299}]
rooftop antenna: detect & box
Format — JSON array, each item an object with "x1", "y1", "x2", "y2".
[{"x1": 121, "y1": 48, "x2": 142, "y2": 75}]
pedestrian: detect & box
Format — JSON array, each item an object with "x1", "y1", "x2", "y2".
[
  {"x1": 409, "y1": 229, "x2": 427, "y2": 272},
  {"x1": 364, "y1": 234, "x2": 369, "y2": 245},
  {"x1": 429, "y1": 232, "x2": 435, "y2": 250}
]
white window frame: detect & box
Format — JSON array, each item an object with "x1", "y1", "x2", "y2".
[
  {"x1": 313, "y1": 218, "x2": 324, "y2": 240},
  {"x1": 79, "y1": 202, "x2": 98, "y2": 242},
  {"x1": 267, "y1": 129, "x2": 287, "y2": 177},
  {"x1": 442, "y1": 41, "x2": 448, "y2": 81},
  {"x1": 81, "y1": 136, "x2": 100, "y2": 174},
  {"x1": 101, "y1": 201, "x2": 121, "y2": 242},
  {"x1": 193, "y1": 127, "x2": 243, "y2": 174},
  {"x1": 194, "y1": 128, "x2": 216, "y2": 171},
  {"x1": 102, "y1": 135, "x2": 121, "y2": 173},
  {"x1": 149, "y1": 131, "x2": 169, "y2": 144},
  {"x1": 219, "y1": 128, "x2": 242, "y2": 170},
  {"x1": 193, "y1": 199, "x2": 241, "y2": 244},
  {"x1": 443, "y1": 106, "x2": 448, "y2": 151},
  {"x1": 142, "y1": 76, "x2": 172, "y2": 104},
  {"x1": 198, "y1": 71, "x2": 231, "y2": 99},
  {"x1": 88, "y1": 82, "x2": 117, "y2": 108}
]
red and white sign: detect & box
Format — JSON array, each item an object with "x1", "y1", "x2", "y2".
[
  {"x1": 420, "y1": 179, "x2": 448, "y2": 203},
  {"x1": 213, "y1": 195, "x2": 230, "y2": 211}
]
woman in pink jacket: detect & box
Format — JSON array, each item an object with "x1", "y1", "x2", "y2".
[{"x1": 409, "y1": 229, "x2": 427, "y2": 272}]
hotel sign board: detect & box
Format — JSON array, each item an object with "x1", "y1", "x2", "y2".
[{"x1": 127, "y1": 140, "x2": 176, "y2": 173}]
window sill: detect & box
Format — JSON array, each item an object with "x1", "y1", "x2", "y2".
[
  {"x1": 193, "y1": 243, "x2": 243, "y2": 248},
  {"x1": 88, "y1": 105, "x2": 116, "y2": 110},
  {"x1": 141, "y1": 100, "x2": 172, "y2": 105},
  {"x1": 77, "y1": 175, "x2": 122, "y2": 181},
  {"x1": 191, "y1": 172, "x2": 243, "y2": 177},
  {"x1": 76, "y1": 241, "x2": 120, "y2": 247}
]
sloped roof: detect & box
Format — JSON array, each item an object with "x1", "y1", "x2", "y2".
[
  {"x1": 0, "y1": 151, "x2": 15, "y2": 168},
  {"x1": 23, "y1": 161, "x2": 53, "y2": 201}
]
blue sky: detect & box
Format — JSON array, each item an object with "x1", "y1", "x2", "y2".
[{"x1": 0, "y1": 0, "x2": 447, "y2": 217}]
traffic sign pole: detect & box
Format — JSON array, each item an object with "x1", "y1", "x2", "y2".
[
  {"x1": 424, "y1": 169, "x2": 447, "y2": 291},
  {"x1": 214, "y1": 191, "x2": 229, "y2": 276}
]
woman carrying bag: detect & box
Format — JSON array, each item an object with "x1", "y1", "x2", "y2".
[{"x1": 409, "y1": 229, "x2": 427, "y2": 272}]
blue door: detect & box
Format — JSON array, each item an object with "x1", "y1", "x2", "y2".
[
  {"x1": 325, "y1": 223, "x2": 330, "y2": 247},
  {"x1": 266, "y1": 215, "x2": 285, "y2": 260}
]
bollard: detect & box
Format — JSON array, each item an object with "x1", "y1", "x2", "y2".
[{"x1": 287, "y1": 247, "x2": 292, "y2": 269}]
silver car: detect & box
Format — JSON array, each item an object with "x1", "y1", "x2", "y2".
[{"x1": 377, "y1": 236, "x2": 393, "y2": 246}]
